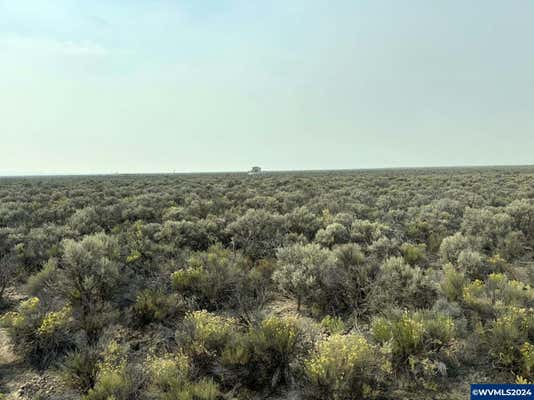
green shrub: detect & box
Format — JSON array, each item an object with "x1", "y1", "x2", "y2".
[
  {"x1": 350, "y1": 219, "x2": 389, "y2": 246},
  {"x1": 420, "y1": 311, "x2": 456, "y2": 349},
  {"x1": 132, "y1": 288, "x2": 182, "y2": 326},
  {"x1": 62, "y1": 349, "x2": 99, "y2": 393},
  {"x1": 83, "y1": 340, "x2": 141, "y2": 400},
  {"x1": 227, "y1": 209, "x2": 286, "y2": 260},
  {"x1": 189, "y1": 379, "x2": 219, "y2": 400},
  {"x1": 462, "y1": 279, "x2": 491, "y2": 315},
  {"x1": 498, "y1": 231, "x2": 526, "y2": 261},
  {"x1": 520, "y1": 342, "x2": 534, "y2": 379},
  {"x1": 253, "y1": 315, "x2": 300, "y2": 356},
  {"x1": 315, "y1": 223, "x2": 350, "y2": 248},
  {"x1": 285, "y1": 206, "x2": 322, "y2": 240},
  {"x1": 146, "y1": 352, "x2": 220, "y2": 400},
  {"x1": 83, "y1": 367, "x2": 138, "y2": 400},
  {"x1": 273, "y1": 243, "x2": 335, "y2": 312},
  {"x1": 372, "y1": 311, "x2": 456, "y2": 370},
  {"x1": 401, "y1": 243, "x2": 427, "y2": 266},
  {"x1": 439, "y1": 233, "x2": 470, "y2": 264},
  {"x1": 370, "y1": 257, "x2": 436, "y2": 311},
  {"x1": 320, "y1": 315, "x2": 346, "y2": 335},
  {"x1": 0, "y1": 297, "x2": 74, "y2": 369},
  {"x1": 221, "y1": 315, "x2": 303, "y2": 390},
  {"x1": 178, "y1": 310, "x2": 238, "y2": 372},
  {"x1": 172, "y1": 267, "x2": 205, "y2": 291},
  {"x1": 487, "y1": 307, "x2": 534, "y2": 378},
  {"x1": 462, "y1": 273, "x2": 534, "y2": 316},
  {"x1": 148, "y1": 352, "x2": 190, "y2": 391},
  {"x1": 305, "y1": 333, "x2": 385, "y2": 399},
  {"x1": 457, "y1": 250, "x2": 486, "y2": 278},
  {"x1": 26, "y1": 258, "x2": 59, "y2": 297},
  {"x1": 329, "y1": 244, "x2": 377, "y2": 315},
  {"x1": 172, "y1": 245, "x2": 250, "y2": 311},
  {"x1": 275, "y1": 243, "x2": 373, "y2": 315},
  {"x1": 372, "y1": 313, "x2": 425, "y2": 362},
  {"x1": 60, "y1": 233, "x2": 122, "y2": 341},
  {"x1": 246, "y1": 315, "x2": 302, "y2": 388},
  {"x1": 0, "y1": 255, "x2": 17, "y2": 306},
  {"x1": 441, "y1": 264, "x2": 466, "y2": 302}
]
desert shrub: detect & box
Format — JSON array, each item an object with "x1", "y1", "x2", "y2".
[
  {"x1": 285, "y1": 206, "x2": 322, "y2": 240},
  {"x1": 62, "y1": 348, "x2": 100, "y2": 393},
  {"x1": 162, "y1": 205, "x2": 186, "y2": 221},
  {"x1": 332, "y1": 212, "x2": 354, "y2": 228},
  {"x1": 400, "y1": 242, "x2": 427, "y2": 266},
  {"x1": 506, "y1": 199, "x2": 534, "y2": 240},
  {"x1": 177, "y1": 310, "x2": 237, "y2": 373},
  {"x1": 372, "y1": 310, "x2": 457, "y2": 383},
  {"x1": 146, "y1": 352, "x2": 190, "y2": 393},
  {"x1": 222, "y1": 315, "x2": 303, "y2": 390},
  {"x1": 68, "y1": 207, "x2": 102, "y2": 236},
  {"x1": 16, "y1": 224, "x2": 72, "y2": 274},
  {"x1": 315, "y1": 223, "x2": 350, "y2": 248},
  {"x1": 274, "y1": 243, "x2": 337, "y2": 312},
  {"x1": 486, "y1": 307, "x2": 534, "y2": 378},
  {"x1": 441, "y1": 264, "x2": 466, "y2": 302},
  {"x1": 242, "y1": 258, "x2": 275, "y2": 311},
  {"x1": 159, "y1": 219, "x2": 214, "y2": 251},
  {"x1": 422, "y1": 312, "x2": 457, "y2": 346},
  {"x1": 457, "y1": 249, "x2": 486, "y2": 278},
  {"x1": 305, "y1": 333, "x2": 385, "y2": 400},
  {"x1": 521, "y1": 342, "x2": 534, "y2": 379},
  {"x1": 132, "y1": 288, "x2": 183, "y2": 326},
  {"x1": 350, "y1": 220, "x2": 389, "y2": 246},
  {"x1": 275, "y1": 243, "x2": 373, "y2": 316},
  {"x1": 58, "y1": 233, "x2": 122, "y2": 340},
  {"x1": 462, "y1": 280, "x2": 492, "y2": 316},
  {"x1": 462, "y1": 273, "x2": 534, "y2": 317},
  {"x1": 26, "y1": 258, "x2": 60, "y2": 299},
  {"x1": 83, "y1": 340, "x2": 142, "y2": 400},
  {"x1": 461, "y1": 208, "x2": 513, "y2": 252},
  {"x1": 0, "y1": 255, "x2": 17, "y2": 305},
  {"x1": 439, "y1": 233, "x2": 471, "y2": 264},
  {"x1": 334, "y1": 243, "x2": 365, "y2": 267},
  {"x1": 183, "y1": 310, "x2": 236, "y2": 352},
  {"x1": 366, "y1": 236, "x2": 400, "y2": 261},
  {"x1": 172, "y1": 245, "x2": 257, "y2": 311},
  {"x1": 369, "y1": 257, "x2": 437, "y2": 311},
  {"x1": 499, "y1": 231, "x2": 526, "y2": 261},
  {"x1": 146, "y1": 352, "x2": 220, "y2": 400},
  {"x1": 83, "y1": 367, "x2": 139, "y2": 400},
  {"x1": 37, "y1": 305, "x2": 74, "y2": 351},
  {"x1": 0, "y1": 298, "x2": 74, "y2": 368},
  {"x1": 372, "y1": 313, "x2": 425, "y2": 363},
  {"x1": 330, "y1": 244, "x2": 377, "y2": 315},
  {"x1": 247, "y1": 315, "x2": 302, "y2": 388},
  {"x1": 320, "y1": 315, "x2": 346, "y2": 335},
  {"x1": 172, "y1": 267, "x2": 205, "y2": 294},
  {"x1": 227, "y1": 209, "x2": 286, "y2": 260}
]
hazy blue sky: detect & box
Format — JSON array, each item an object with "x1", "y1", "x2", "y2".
[{"x1": 1, "y1": 0, "x2": 534, "y2": 175}]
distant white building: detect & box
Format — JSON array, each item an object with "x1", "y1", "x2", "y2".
[{"x1": 248, "y1": 166, "x2": 262, "y2": 175}]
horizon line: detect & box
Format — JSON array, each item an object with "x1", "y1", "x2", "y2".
[{"x1": 1, "y1": 162, "x2": 534, "y2": 179}]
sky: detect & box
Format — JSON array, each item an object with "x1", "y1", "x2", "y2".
[{"x1": 1, "y1": 0, "x2": 534, "y2": 175}]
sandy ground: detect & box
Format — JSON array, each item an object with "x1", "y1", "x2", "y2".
[
  {"x1": 0, "y1": 326, "x2": 25, "y2": 399},
  {"x1": 0, "y1": 289, "x2": 35, "y2": 399}
]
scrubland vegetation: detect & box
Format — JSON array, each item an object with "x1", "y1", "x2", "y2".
[{"x1": 1, "y1": 167, "x2": 534, "y2": 399}]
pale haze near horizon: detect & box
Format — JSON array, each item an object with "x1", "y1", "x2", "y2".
[{"x1": 1, "y1": 0, "x2": 534, "y2": 175}]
